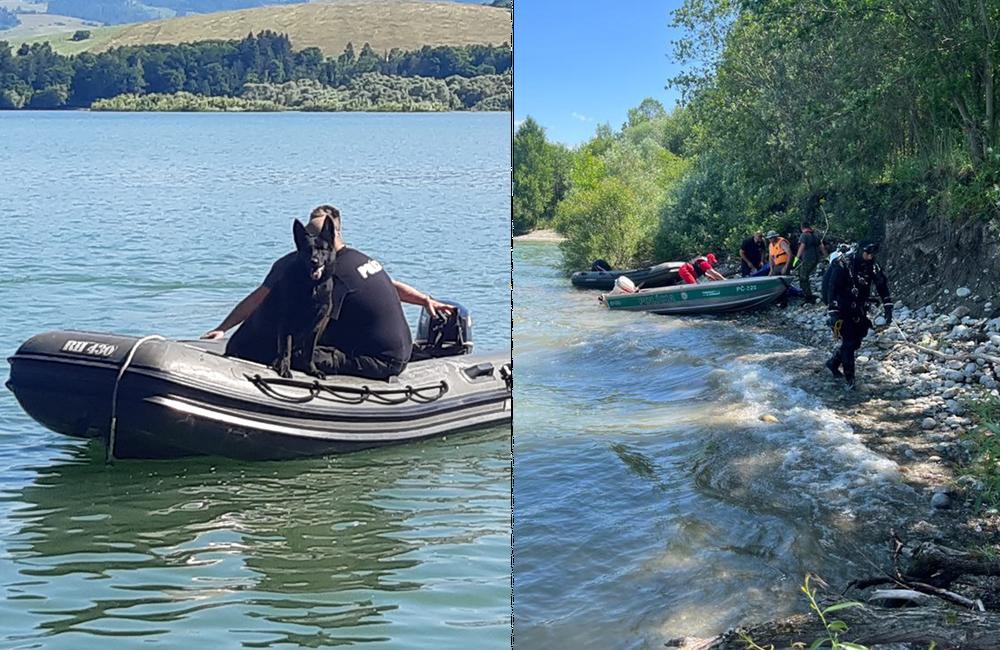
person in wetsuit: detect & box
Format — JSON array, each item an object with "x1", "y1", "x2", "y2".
[
  {"x1": 825, "y1": 241, "x2": 892, "y2": 389},
  {"x1": 203, "y1": 205, "x2": 454, "y2": 380}
]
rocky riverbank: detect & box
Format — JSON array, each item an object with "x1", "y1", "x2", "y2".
[
  {"x1": 725, "y1": 276, "x2": 1000, "y2": 534},
  {"x1": 691, "y1": 271, "x2": 1000, "y2": 648},
  {"x1": 668, "y1": 277, "x2": 1000, "y2": 650}
]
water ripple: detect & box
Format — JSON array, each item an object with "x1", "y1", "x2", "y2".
[{"x1": 0, "y1": 112, "x2": 511, "y2": 649}]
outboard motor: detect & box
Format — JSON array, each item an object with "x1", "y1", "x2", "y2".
[{"x1": 412, "y1": 301, "x2": 473, "y2": 361}]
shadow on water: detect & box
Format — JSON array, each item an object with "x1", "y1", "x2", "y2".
[
  {"x1": 1, "y1": 427, "x2": 510, "y2": 648},
  {"x1": 609, "y1": 443, "x2": 664, "y2": 488}
]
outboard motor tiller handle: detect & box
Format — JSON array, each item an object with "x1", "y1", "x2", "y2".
[{"x1": 412, "y1": 300, "x2": 473, "y2": 361}]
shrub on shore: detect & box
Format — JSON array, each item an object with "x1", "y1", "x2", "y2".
[
  {"x1": 92, "y1": 92, "x2": 282, "y2": 111},
  {"x1": 91, "y1": 73, "x2": 511, "y2": 113}
]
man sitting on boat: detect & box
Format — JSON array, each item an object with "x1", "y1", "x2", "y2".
[
  {"x1": 203, "y1": 205, "x2": 454, "y2": 380},
  {"x1": 678, "y1": 253, "x2": 726, "y2": 285}
]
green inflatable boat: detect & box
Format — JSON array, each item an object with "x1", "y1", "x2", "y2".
[{"x1": 602, "y1": 276, "x2": 791, "y2": 315}]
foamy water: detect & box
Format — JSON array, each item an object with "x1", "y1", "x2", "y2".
[{"x1": 514, "y1": 242, "x2": 919, "y2": 648}]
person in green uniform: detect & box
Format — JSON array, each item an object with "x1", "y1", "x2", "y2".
[{"x1": 795, "y1": 222, "x2": 827, "y2": 304}]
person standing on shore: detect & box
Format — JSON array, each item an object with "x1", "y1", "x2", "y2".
[
  {"x1": 766, "y1": 231, "x2": 793, "y2": 276},
  {"x1": 795, "y1": 223, "x2": 827, "y2": 304},
  {"x1": 739, "y1": 232, "x2": 766, "y2": 276},
  {"x1": 824, "y1": 241, "x2": 892, "y2": 389}
]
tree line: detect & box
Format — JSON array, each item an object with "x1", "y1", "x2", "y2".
[
  {"x1": 0, "y1": 31, "x2": 511, "y2": 109},
  {"x1": 93, "y1": 73, "x2": 511, "y2": 112},
  {"x1": 515, "y1": 0, "x2": 1000, "y2": 272}
]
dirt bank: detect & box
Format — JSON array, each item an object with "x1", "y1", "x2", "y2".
[{"x1": 883, "y1": 212, "x2": 1000, "y2": 320}]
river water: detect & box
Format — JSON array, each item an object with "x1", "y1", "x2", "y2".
[
  {"x1": 513, "y1": 242, "x2": 921, "y2": 649},
  {"x1": 0, "y1": 111, "x2": 511, "y2": 648}
]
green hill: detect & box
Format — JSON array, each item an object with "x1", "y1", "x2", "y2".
[{"x1": 9, "y1": 1, "x2": 511, "y2": 56}]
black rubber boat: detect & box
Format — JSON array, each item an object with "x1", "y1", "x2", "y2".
[
  {"x1": 6, "y1": 331, "x2": 511, "y2": 461},
  {"x1": 570, "y1": 261, "x2": 684, "y2": 290}
]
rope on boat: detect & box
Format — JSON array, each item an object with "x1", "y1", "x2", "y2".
[
  {"x1": 245, "y1": 374, "x2": 449, "y2": 405},
  {"x1": 107, "y1": 334, "x2": 165, "y2": 463}
]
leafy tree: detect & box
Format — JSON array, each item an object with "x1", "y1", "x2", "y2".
[
  {"x1": 513, "y1": 117, "x2": 570, "y2": 235},
  {"x1": 355, "y1": 43, "x2": 381, "y2": 75},
  {"x1": 27, "y1": 85, "x2": 69, "y2": 108},
  {"x1": 556, "y1": 110, "x2": 689, "y2": 270},
  {"x1": 625, "y1": 97, "x2": 665, "y2": 129}
]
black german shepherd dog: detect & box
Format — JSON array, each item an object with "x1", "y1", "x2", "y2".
[{"x1": 225, "y1": 218, "x2": 336, "y2": 378}]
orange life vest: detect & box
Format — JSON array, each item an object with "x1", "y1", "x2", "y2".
[{"x1": 769, "y1": 237, "x2": 790, "y2": 266}]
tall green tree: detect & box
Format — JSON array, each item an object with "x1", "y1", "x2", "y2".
[
  {"x1": 555, "y1": 106, "x2": 690, "y2": 271},
  {"x1": 513, "y1": 117, "x2": 569, "y2": 235}
]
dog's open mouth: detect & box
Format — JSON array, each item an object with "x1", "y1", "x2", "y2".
[{"x1": 311, "y1": 265, "x2": 325, "y2": 280}]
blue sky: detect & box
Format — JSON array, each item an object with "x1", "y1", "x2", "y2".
[{"x1": 514, "y1": 0, "x2": 687, "y2": 146}]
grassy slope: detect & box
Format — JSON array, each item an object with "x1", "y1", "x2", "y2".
[
  {"x1": 6, "y1": 24, "x2": 126, "y2": 54},
  {"x1": 8, "y1": 1, "x2": 511, "y2": 56}
]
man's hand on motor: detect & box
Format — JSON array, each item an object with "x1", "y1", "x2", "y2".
[
  {"x1": 426, "y1": 297, "x2": 456, "y2": 319},
  {"x1": 201, "y1": 330, "x2": 225, "y2": 340}
]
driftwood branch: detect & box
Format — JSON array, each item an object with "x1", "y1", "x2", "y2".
[
  {"x1": 668, "y1": 542, "x2": 1000, "y2": 650},
  {"x1": 879, "y1": 322, "x2": 1000, "y2": 366},
  {"x1": 909, "y1": 581, "x2": 985, "y2": 611},
  {"x1": 667, "y1": 604, "x2": 1000, "y2": 650},
  {"x1": 906, "y1": 541, "x2": 1000, "y2": 588}
]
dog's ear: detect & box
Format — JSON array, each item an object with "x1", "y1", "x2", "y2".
[
  {"x1": 320, "y1": 216, "x2": 334, "y2": 245},
  {"x1": 293, "y1": 219, "x2": 309, "y2": 252}
]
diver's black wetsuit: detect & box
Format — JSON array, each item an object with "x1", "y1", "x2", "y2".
[{"x1": 826, "y1": 252, "x2": 892, "y2": 385}]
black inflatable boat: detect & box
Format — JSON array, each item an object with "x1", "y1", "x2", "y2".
[
  {"x1": 570, "y1": 261, "x2": 684, "y2": 290},
  {"x1": 6, "y1": 331, "x2": 511, "y2": 461}
]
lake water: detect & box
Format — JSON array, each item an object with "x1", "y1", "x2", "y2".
[
  {"x1": 0, "y1": 111, "x2": 511, "y2": 648},
  {"x1": 512, "y1": 242, "x2": 920, "y2": 649}
]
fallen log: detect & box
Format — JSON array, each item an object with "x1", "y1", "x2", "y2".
[
  {"x1": 906, "y1": 542, "x2": 1000, "y2": 588},
  {"x1": 667, "y1": 603, "x2": 1000, "y2": 650}
]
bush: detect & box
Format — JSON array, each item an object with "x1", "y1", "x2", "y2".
[
  {"x1": 91, "y1": 92, "x2": 283, "y2": 111},
  {"x1": 558, "y1": 176, "x2": 655, "y2": 273},
  {"x1": 71, "y1": 30, "x2": 92, "y2": 42},
  {"x1": 553, "y1": 105, "x2": 690, "y2": 270}
]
